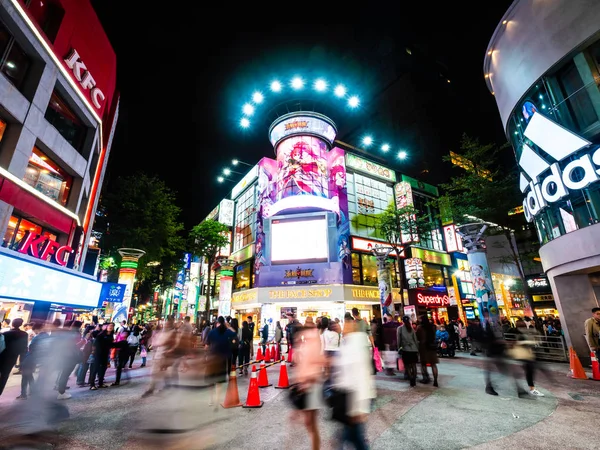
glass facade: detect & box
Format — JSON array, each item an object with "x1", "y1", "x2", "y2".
[
  {"x1": 347, "y1": 172, "x2": 395, "y2": 240},
  {"x1": 507, "y1": 36, "x2": 600, "y2": 244},
  {"x1": 45, "y1": 91, "x2": 86, "y2": 151},
  {"x1": 351, "y1": 252, "x2": 398, "y2": 287},
  {"x1": 233, "y1": 186, "x2": 255, "y2": 252},
  {"x1": 2, "y1": 214, "x2": 58, "y2": 253},
  {"x1": 23, "y1": 146, "x2": 72, "y2": 205},
  {"x1": 233, "y1": 260, "x2": 252, "y2": 291}
]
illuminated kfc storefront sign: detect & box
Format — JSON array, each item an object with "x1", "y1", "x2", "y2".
[
  {"x1": 409, "y1": 288, "x2": 450, "y2": 308},
  {"x1": 64, "y1": 49, "x2": 105, "y2": 109},
  {"x1": 17, "y1": 232, "x2": 73, "y2": 267}
]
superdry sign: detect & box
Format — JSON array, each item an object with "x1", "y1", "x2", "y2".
[
  {"x1": 17, "y1": 232, "x2": 73, "y2": 267},
  {"x1": 409, "y1": 289, "x2": 450, "y2": 308}
]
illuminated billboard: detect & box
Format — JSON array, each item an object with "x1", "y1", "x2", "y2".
[
  {"x1": 270, "y1": 216, "x2": 328, "y2": 265},
  {"x1": 269, "y1": 112, "x2": 336, "y2": 147}
]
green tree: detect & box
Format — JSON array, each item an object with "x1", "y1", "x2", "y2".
[
  {"x1": 378, "y1": 204, "x2": 436, "y2": 302},
  {"x1": 95, "y1": 173, "x2": 185, "y2": 301},
  {"x1": 436, "y1": 134, "x2": 538, "y2": 314},
  {"x1": 188, "y1": 219, "x2": 230, "y2": 317}
]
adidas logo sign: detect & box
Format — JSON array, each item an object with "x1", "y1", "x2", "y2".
[{"x1": 518, "y1": 113, "x2": 599, "y2": 222}]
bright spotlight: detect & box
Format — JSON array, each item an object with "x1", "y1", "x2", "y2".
[
  {"x1": 270, "y1": 80, "x2": 282, "y2": 92},
  {"x1": 314, "y1": 79, "x2": 327, "y2": 92},
  {"x1": 291, "y1": 77, "x2": 304, "y2": 90},
  {"x1": 348, "y1": 96, "x2": 360, "y2": 108},
  {"x1": 252, "y1": 91, "x2": 264, "y2": 103},
  {"x1": 232, "y1": 159, "x2": 239, "y2": 166},
  {"x1": 334, "y1": 84, "x2": 347, "y2": 97},
  {"x1": 217, "y1": 176, "x2": 224, "y2": 183},
  {"x1": 398, "y1": 151, "x2": 407, "y2": 160},
  {"x1": 242, "y1": 103, "x2": 255, "y2": 116},
  {"x1": 362, "y1": 136, "x2": 373, "y2": 146},
  {"x1": 240, "y1": 117, "x2": 250, "y2": 128},
  {"x1": 381, "y1": 144, "x2": 390, "y2": 152},
  {"x1": 223, "y1": 168, "x2": 231, "y2": 176}
]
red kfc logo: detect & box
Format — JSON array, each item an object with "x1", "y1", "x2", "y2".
[{"x1": 17, "y1": 232, "x2": 73, "y2": 266}]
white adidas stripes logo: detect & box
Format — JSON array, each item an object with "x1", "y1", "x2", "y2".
[{"x1": 517, "y1": 113, "x2": 600, "y2": 222}]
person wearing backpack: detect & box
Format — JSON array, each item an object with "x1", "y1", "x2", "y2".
[{"x1": 127, "y1": 330, "x2": 141, "y2": 369}]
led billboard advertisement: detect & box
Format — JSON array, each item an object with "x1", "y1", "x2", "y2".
[
  {"x1": 271, "y1": 216, "x2": 328, "y2": 264},
  {"x1": 269, "y1": 113, "x2": 337, "y2": 147}
]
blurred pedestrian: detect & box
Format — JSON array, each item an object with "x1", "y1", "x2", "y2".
[
  {"x1": 0, "y1": 318, "x2": 28, "y2": 396},
  {"x1": 275, "y1": 321, "x2": 284, "y2": 357},
  {"x1": 398, "y1": 316, "x2": 419, "y2": 387},
  {"x1": 17, "y1": 322, "x2": 49, "y2": 399},
  {"x1": 111, "y1": 330, "x2": 131, "y2": 386},
  {"x1": 336, "y1": 317, "x2": 376, "y2": 449},
  {"x1": 230, "y1": 318, "x2": 240, "y2": 372},
  {"x1": 76, "y1": 331, "x2": 93, "y2": 387},
  {"x1": 127, "y1": 327, "x2": 141, "y2": 369},
  {"x1": 293, "y1": 325, "x2": 326, "y2": 450},
  {"x1": 89, "y1": 323, "x2": 114, "y2": 390},
  {"x1": 142, "y1": 318, "x2": 178, "y2": 398},
  {"x1": 205, "y1": 316, "x2": 236, "y2": 406},
  {"x1": 261, "y1": 320, "x2": 269, "y2": 355},
  {"x1": 584, "y1": 307, "x2": 600, "y2": 362},
  {"x1": 238, "y1": 321, "x2": 252, "y2": 376},
  {"x1": 417, "y1": 315, "x2": 439, "y2": 387},
  {"x1": 458, "y1": 320, "x2": 468, "y2": 352}
]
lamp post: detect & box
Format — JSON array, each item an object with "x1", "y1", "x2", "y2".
[
  {"x1": 455, "y1": 223, "x2": 500, "y2": 326},
  {"x1": 112, "y1": 248, "x2": 146, "y2": 325},
  {"x1": 232, "y1": 159, "x2": 253, "y2": 167},
  {"x1": 370, "y1": 243, "x2": 395, "y2": 316}
]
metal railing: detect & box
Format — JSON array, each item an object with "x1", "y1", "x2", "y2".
[{"x1": 503, "y1": 333, "x2": 568, "y2": 362}]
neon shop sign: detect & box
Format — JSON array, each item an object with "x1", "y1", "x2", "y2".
[
  {"x1": 64, "y1": 49, "x2": 105, "y2": 109},
  {"x1": 17, "y1": 232, "x2": 73, "y2": 266},
  {"x1": 416, "y1": 292, "x2": 450, "y2": 307}
]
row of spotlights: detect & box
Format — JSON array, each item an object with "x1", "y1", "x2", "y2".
[
  {"x1": 240, "y1": 77, "x2": 361, "y2": 129},
  {"x1": 361, "y1": 136, "x2": 407, "y2": 159}
]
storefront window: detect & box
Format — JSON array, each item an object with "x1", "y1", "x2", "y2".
[
  {"x1": 351, "y1": 252, "x2": 361, "y2": 285},
  {"x1": 26, "y1": 0, "x2": 64, "y2": 43},
  {"x1": 233, "y1": 261, "x2": 252, "y2": 291},
  {"x1": 233, "y1": 186, "x2": 255, "y2": 252},
  {"x1": 22, "y1": 147, "x2": 72, "y2": 205},
  {"x1": 422, "y1": 263, "x2": 444, "y2": 288},
  {"x1": 361, "y1": 254, "x2": 378, "y2": 286},
  {"x1": 0, "y1": 21, "x2": 31, "y2": 90},
  {"x1": 45, "y1": 91, "x2": 86, "y2": 151},
  {"x1": 3, "y1": 214, "x2": 58, "y2": 252}
]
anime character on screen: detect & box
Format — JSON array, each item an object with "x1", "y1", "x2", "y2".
[
  {"x1": 522, "y1": 101, "x2": 538, "y2": 122},
  {"x1": 338, "y1": 233, "x2": 351, "y2": 269},
  {"x1": 277, "y1": 139, "x2": 327, "y2": 198},
  {"x1": 471, "y1": 264, "x2": 496, "y2": 318}
]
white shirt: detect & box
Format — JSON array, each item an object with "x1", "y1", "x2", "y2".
[{"x1": 322, "y1": 329, "x2": 341, "y2": 351}]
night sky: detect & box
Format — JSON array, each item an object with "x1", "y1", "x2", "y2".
[{"x1": 90, "y1": 5, "x2": 513, "y2": 229}]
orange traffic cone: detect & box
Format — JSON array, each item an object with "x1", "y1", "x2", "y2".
[
  {"x1": 591, "y1": 351, "x2": 600, "y2": 381},
  {"x1": 569, "y1": 347, "x2": 588, "y2": 379},
  {"x1": 256, "y1": 346, "x2": 263, "y2": 361},
  {"x1": 287, "y1": 345, "x2": 293, "y2": 363},
  {"x1": 264, "y1": 345, "x2": 271, "y2": 363},
  {"x1": 257, "y1": 361, "x2": 272, "y2": 388},
  {"x1": 221, "y1": 366, "x2": 242, "y2": 408},
  {"x1": 275, "y1": 360, "x2": 290, "y2": 389},
  {"x1": 274, "y1": 343, "x2": 280, "y2": 361},
  {"x1": 243, "y1": 365, "x2": 263, "y2": 408}
]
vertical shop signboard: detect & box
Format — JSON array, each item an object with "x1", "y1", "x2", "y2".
[{"x1": 468, "y1": 252, "x2": 500, "y2": 323}]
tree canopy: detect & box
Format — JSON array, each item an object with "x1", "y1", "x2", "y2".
[{"x1": 95, "y1": 172, "x2": 185, "y2": 293}]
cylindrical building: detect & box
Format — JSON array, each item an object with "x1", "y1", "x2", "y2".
[{"x1": 485, "y1": 0, "x2": 600, "y2": 362}]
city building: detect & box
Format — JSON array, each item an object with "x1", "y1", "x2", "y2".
[
  {"x1": 485, "y1": 0, "x2": 600, "y2": 361},
  {"x1": 183, "y1": 111, "x2": 475, "y2": 332},
  {"x1": 0, "y1": 0, "x2": 119, "y2": 324}
]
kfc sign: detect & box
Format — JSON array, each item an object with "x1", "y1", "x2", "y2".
[
  {"x1": 64, "y1": 49, "x2": 105, "y2": 110},
  {"x1": 17, "y1": 232, "x2": 73, "y2": 266},
  {"x1": 410, "y1": 288, "x2": 450, "y2": 308}
]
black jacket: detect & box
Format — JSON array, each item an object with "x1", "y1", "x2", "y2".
[
  {"x1": 93, "y1": 331, "x2": 114, "y2": 359},
  {"x1": 0, "y1": 328, "x2": 28, "y2": 364}
]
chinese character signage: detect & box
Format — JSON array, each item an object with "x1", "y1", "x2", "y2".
[
  {"x1": 283, "y1": 267, "x2": 316, "y2": 285},
  {"x1": 98, "y1": 282, "x2": 126, "y2": 307},
  {"x1": 218, "y1": 199, "x2": 234, "y2": 227},
  {"x1": 405, "y1": 258, "x2": 425, "y2": 289}
]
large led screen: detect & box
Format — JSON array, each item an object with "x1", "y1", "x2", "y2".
[
  {"x1": 271, "y1": 216, "x2": 328, "y2": 264},
  {"x1": 0, "y1": 251, "x2": 102, "y2": 308}
]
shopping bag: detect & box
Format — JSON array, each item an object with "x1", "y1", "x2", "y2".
[
  {"x1": 381, "y1": 350, "x2": 397, "y2": 369},
  {"x1": 140, "y1": 347, "x2": 147, "y2": 358},
  {"x1": 397, "y1": 357, "x2": 405, "y2": 372},
  {"x1": 373, "y1": 348, "x2": 383, "y2": 372}
]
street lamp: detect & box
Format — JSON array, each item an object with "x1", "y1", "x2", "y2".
[
  {"x1": 223, "y1": 167, "x2": 241, "y2": 176},
  {"x1": 232, "y1": 159, "x2": 253, "y2": 167}
]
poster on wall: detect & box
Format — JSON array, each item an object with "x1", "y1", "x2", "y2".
[
  {"x1": 280, "y1": 306, "x2": 297, "y2": 319},
  {"x1": 254, "y1": 158, "x2": 278, "y2": 286},
  {"x1": 404, "y1": 305, "x2": 417, "y2": 323},
  {"x1": 218, "y1": 199, "x2": 234, "y2": 226},
  {"x1": 404, "y1": 258, "x2": 425, "y2": 289},
  {"x1": 443, "y1": 225, "x2": 463, "y2": 252}
]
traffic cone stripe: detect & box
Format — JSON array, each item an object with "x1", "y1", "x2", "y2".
[
  {"x1": 590, "y1": 351, "x2": 600, "y2": 381},
  {"x1": 275, "y1": 359, "x2": 290, "y2": 389},
  {"x1": 568, "y1": 347, "x2": 588, "y2": 380},
  {"x1": 221, "y1": 367, "x2": 242, "y2": 408},
  {"x1": 257, "y1": 361, "x2": 272, "y2": 388}
]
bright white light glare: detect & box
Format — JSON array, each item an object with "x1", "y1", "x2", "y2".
[
  {"x1": 6, "y1": 61, "x2": 15, "y2": 69},
  {"x1": 242, "y1": 103, "x2": 255, "y2": 116},
  {"x1": 217, "y1": 176, "x2": 224, "y2": 183},
  {"x1": 398, "y1": 151, "x2": 408, "y2": 160},
  {"x1": 223, "y1": 168, "x2": 231, "y2": 175},
  {"x1": 271, "y1": 217, "x2": 328, "y2": 263},
  {"x1": 270, "y1": 80, "x2": 282, "y2": 92},
  {"x1": 291, "y1": 77, "x2": 304, "y2": 89},
  {"x1": 252, "y1": 91, "x2": 264, "y2": 103},
  {"x1": 240, "y1": 117, "x2": 250, "y2": 128},
  {"x1": 334, "y1": 84, "x2": 347, "y2": 97},
  {"x1": 348, "y1": 96, "x2": 360, "y2": 108},
  {"x1": 232, "y1": 159, "x2": 239, "y2": 165},
  {"x1": 314, "y1": 79, "x2": 327, "y2": 92},
  {"x1": 362, "y1": 136, "x2": 373, "y2": 146},
  {"x1": 381, "y1": 144, "x2": 390, "y2": 152}
]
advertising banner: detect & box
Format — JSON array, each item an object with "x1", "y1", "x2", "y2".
[
  {"x1": 468, "y1": 251, "x2": 499, "y2": 324},
  {"x1": 409, "y1": 288, "x2": 450, "y2": 308},
  {"x1": 218, "y1": 199, "x2": 234, "y2": 226},
  {"x1": 346, "y1": 154, "x2": 396, "y2": 182},
  {"x1": 404, "y1": 258, "x2": 425, "y2": 289},
  {"x1": 98, "y1": 282, "x2": 126, "y2": 307}
]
